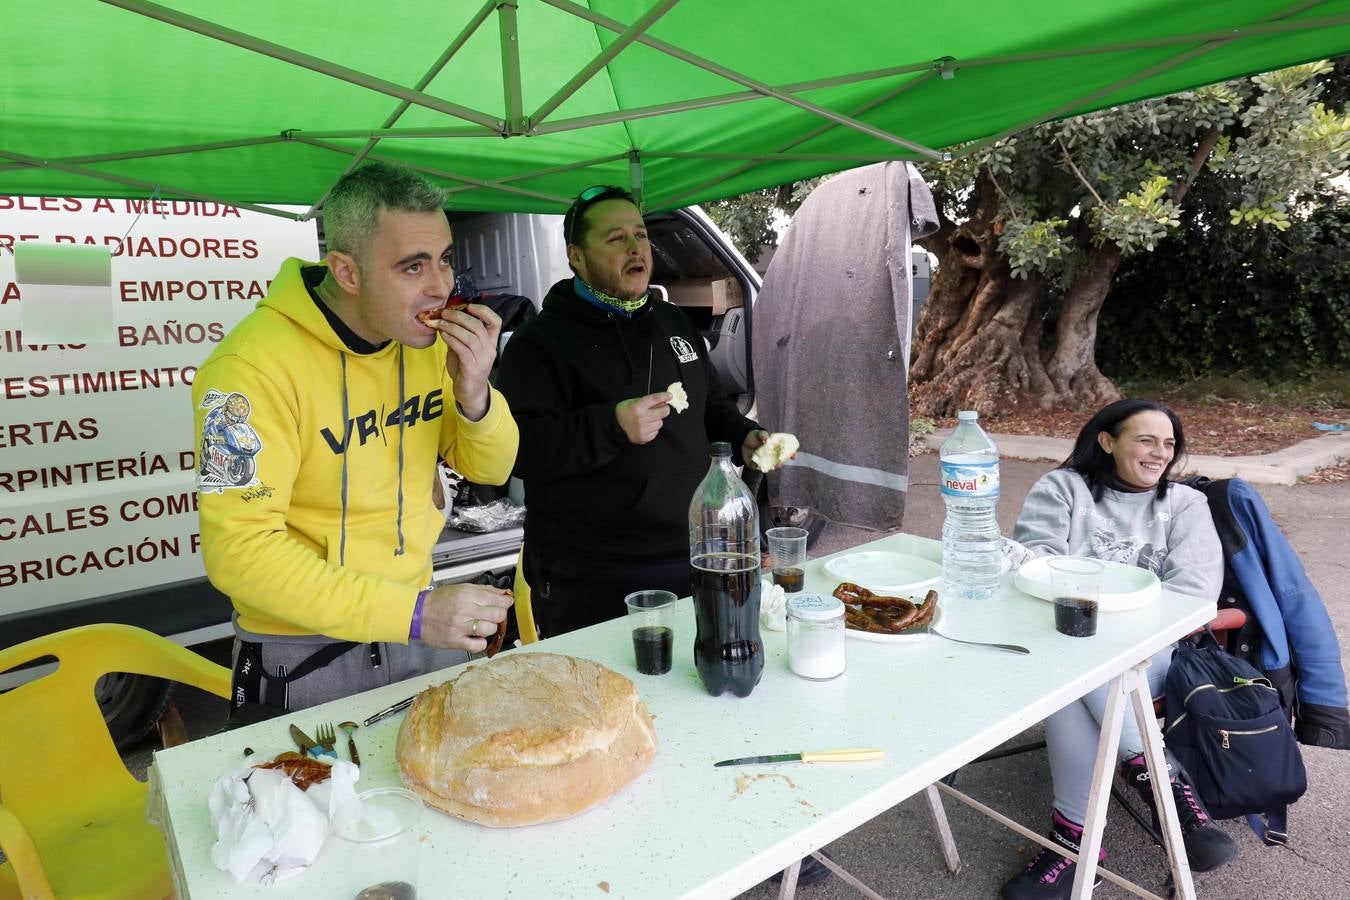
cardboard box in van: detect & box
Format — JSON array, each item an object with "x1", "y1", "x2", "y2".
[{"x1": 664, "y1": 276, "x2": 743, "y2": 315}]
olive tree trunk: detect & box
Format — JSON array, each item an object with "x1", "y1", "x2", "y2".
[{"x1": 910, "y1": 173, "x2": 1122, "y2": 419}]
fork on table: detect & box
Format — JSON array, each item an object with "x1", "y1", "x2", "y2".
[{"x1": 314, "y1": 722, "x2": 338, "y2": 759}]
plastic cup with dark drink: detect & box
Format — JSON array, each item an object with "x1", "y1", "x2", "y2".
[
  {"x1": 1047, "y1": 558, "x2": 1104, "y2": 638},
  {"x1": 766, "y1": 526, "x2": 809, "y2": 593},
  {"x1": 624, "y1": 590, "x2": 677, "y2": 675}
]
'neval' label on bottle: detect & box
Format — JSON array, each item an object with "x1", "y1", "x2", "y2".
[{"x1": 940, "y1": 459, "x2": 1000, "y2": 499}]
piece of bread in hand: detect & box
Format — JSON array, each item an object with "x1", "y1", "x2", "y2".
[
  {"x1": 751, "y1": 432, "x2": 800, "y2": 471},
  {"x1": 416, "y1": 295, "x2": 471, "y2": 325},
  {"x1": 666, "y1": 381, "x2": 689, "y2": 413}
]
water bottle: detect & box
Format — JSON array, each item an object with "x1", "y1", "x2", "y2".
[
  {"x1": 940, "y1": 411, "x2": 1002, "y2": 601},
  {"x1": 689, "y1": 442, "x2": 764, "y2": 697}
]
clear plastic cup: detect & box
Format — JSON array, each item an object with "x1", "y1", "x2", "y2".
[
  {"x1": 624, "y1": 590, "x2": 677, "y2": 675},
  {"x1": 331, "y1": 787, "x2": 423, "y2": 899},
  {"x1": 1048, "y1": 557, "x2": 1104, "y2": 637},
  {"x1": 766, "y1": 526, "x2": 809, "y2": 593}
]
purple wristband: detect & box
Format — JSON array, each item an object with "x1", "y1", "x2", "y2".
[{"x1": 409, "y1": 589, "x2": 428, "y2": 641}]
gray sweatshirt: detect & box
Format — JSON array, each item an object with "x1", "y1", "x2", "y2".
[{"x1": 1013, "y1": 469, "x2": 1223, "y2": 603}]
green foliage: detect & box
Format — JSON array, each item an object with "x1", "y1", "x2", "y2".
[
  {"x1": 1094, "y1": 176, "x2": 1182, "y2": 254},
  {"x1": 1122, "y1": 370, "x2": 1350, "y2": 410},
  {"x1": 1219, "y1": 61, "x2": 1349, "y2": 230},
  {"x1": 1001, "y1": 215, "x2": 1070, "y2": 279},
  {"x1": 703, "y1": 190, "x2": 780, "y2": 262},
  {"x1": 1099, "y1": 197, "x2": 1350, "y2": 380},
  {"x1": 703, "y1": 178, "x2": 823, "y2": 262},
  {"x1": 909, "y1": 416, "x2": 937, "y2": 436},
  {"x1": 916, "y1": 60, "x2": 1344, "y2": 287}
]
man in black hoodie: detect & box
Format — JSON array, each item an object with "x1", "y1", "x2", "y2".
[{"x1": 497, "y1": 186, "x2": 775, "y2": 637}]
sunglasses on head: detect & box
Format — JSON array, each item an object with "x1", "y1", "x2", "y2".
[{"x1": 564, "y1": 185, "x2": 635, "y2": 246}]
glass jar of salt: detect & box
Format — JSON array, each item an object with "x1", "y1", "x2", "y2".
[{"x1": 785, "y1": 594, "x2": 846, "y2": 680}]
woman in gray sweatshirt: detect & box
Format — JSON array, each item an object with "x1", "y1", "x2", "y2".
[{"x1": 1000, "y1": 399, "x2": 1237, "y2": 900}]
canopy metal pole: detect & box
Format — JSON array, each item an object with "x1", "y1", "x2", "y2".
[
  {"x1": 954, "y1": 0, "x2": 1328, "y2": 159},
  {"x1": 0, "y1": 136, "x2": 287, "y2": 175},
  {"x1": 291, "y1": 137, "x2": 570, "y2": 204},
  {"x1": 948, "y1": 11, "x2": 1347, "y2": 73},
  {"x1": 304, "y1": 0, "x2": 500, "y2": 217},
  {"x1": 532, "y1": 6, "x2": 1346, "y2": 138},
  {"x1": 532, "y1": 66, "x2": 929, "y2": 135},
  {"x1": 528, "y1": 0, "x2": 682, "y2": 130},
  {"x1": 655, "y1": 71, "x2": 937, "y2": 209},
  {"x1": 0, "y1": 149, "x2": 304, "y2": 221},
  {"x1": 628, "y1": 151, "x2": 645, "y2": 210},
  {"x1": 540, "y1": 0, "x2": 945, "y2": 161},
  {"x1": 646, "y1": 151, "x2": 900, "y2": 162},
  {"x1": 98, "y1": 0, "x2": 504, "y2": 131},
  {"x1": 441, "y1": 153, "x2": 630, "y2": 196},
  {"x1": 289, "y1": 127, "x2": 496, "y2": 140},
  {"x1": 498, "y1": 1, "x2": 525, "y2": 134}
]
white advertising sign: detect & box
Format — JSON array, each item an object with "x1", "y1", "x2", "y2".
[{"x1": 0, "y1": 196, "x2": 320, "y2": 618}]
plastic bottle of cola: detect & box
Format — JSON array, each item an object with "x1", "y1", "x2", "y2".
[
  {"x1": 689, "y1": 442, "x2": 764, "y2": 697},
  {"x1": 940, "y1": 411, "x2": 1002, "y2": 601}
]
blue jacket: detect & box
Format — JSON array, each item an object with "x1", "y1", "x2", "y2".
[{"x1": 1191, "y1": 477, "x2": 1349, "y2": 749}]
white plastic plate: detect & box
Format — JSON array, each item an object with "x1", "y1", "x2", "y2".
[
  {"x1": 822, "y1": 551, "x2": 942, "y2": 596},
  {"x1": 1014, "y1": 556, "x2": 1161, "y2": 612}
]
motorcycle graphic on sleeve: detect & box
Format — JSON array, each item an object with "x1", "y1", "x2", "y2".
[{"x1": 198, "y1": 389, "x2": 263, "y2": 493}]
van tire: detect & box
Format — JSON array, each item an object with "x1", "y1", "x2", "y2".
[{"x1": 96, "y1": 672, "x2": 173, "y2": 749}]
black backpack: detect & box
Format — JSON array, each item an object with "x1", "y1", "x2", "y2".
[{"x1": 1163, "y1": 630, "x2": 1308, "y2": 844}]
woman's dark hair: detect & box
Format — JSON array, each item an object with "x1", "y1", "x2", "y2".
[{"x1": 1059, "y1": 399, "x2": 1186, "y2": 501}]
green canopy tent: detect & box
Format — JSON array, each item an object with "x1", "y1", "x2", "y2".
[{"x1": 3, "y1": 0, "x2": 1348, "y2": 218}]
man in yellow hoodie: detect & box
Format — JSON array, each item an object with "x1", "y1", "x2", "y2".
[{"x1": 193, "y1": 162, "x2": 519, "y2": 715}]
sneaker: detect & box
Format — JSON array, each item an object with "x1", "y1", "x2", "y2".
[
  {"x1": 769, "y1": 851, "x2": 834, "y2": 887},
  {"x1": 1123, "y1": 757, "x2": 1239, "y2": 873},
  {"x1": 1001, "y1": 811, "x2": 1104, "y2": 900}
]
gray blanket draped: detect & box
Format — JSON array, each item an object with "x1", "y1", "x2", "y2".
[{"x1": 751, "y1": 162, "x2": 937, "y2": 531}]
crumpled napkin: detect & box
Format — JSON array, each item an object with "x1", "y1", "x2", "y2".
[
  {"x1": 759, "y1": 579, "x2": 788, "y2": 631},
  {"x1": 1001, "y1": 537, "x2": 1036, "y2": 575},
  {"x1": 208, "y1": 758, "x2": 360, "y2": 884}
]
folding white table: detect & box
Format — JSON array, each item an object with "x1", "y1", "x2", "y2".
[{"x1": 149, "y1": 533, "x2": 1211, "y2": 899}]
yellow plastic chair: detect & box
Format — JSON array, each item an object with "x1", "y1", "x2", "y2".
[
  {"x1": 0, "y1": 623, "x2": 231, "y2": 900},
  {"x1": 513, "y1": 545, "x2": 539, "y2": 644}
]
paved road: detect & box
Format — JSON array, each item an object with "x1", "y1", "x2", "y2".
[{"x1": 126, "y1": 453, "x2": 1350, "y2": 899}]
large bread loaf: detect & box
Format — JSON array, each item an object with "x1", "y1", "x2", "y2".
[{"x1": 396, "y1": 652, "x2": 658, "y2": 827}]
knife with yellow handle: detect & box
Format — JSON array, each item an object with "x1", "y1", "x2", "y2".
[{"x1": 713, "y1": 748, "x2": 884, "y2": 767}]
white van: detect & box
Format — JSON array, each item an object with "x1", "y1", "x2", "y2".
[{"x1": 0, "y1": 197, "x2": 760, "y2": 745}]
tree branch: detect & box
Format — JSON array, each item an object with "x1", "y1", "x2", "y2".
[
  {"x1": 984, "y1": 165, "x2": 1020, "y2": 221},
  {"x1": 1173, "y1": 126, "x2": 1222, "y2": 207},
  {"x1": 1057, "y1": 138, "x2": 1105, "y2": 206}
]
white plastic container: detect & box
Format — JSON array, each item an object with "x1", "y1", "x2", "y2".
[{"x1": 786, "y1": 594, "x2": 846, "y2": 681}]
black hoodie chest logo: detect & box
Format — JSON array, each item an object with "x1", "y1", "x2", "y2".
[
  {"x1": 669, "y1": 335, "x2": 699, "y2": 364},
  {"x1": 319, "y1": 389, "x2": 444, "y2": 454}
]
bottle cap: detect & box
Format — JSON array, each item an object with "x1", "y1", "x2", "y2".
[
  {"x1": 957, "y1": 410, "x2": 978, "y2": 421},
  {"x1": 787, "y1": 594, "x2": 844, "y2": 622}
]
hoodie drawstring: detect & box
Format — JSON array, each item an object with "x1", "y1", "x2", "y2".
[
  {"x1": 611, "y1": 316, "x2": 637, "y2": 383},
  {"x1": 394, "y1": 346, "x2": 406, "y2": 556},
  {"x1": 338, "y1": 352, "x2": 349, "y2": 566}
]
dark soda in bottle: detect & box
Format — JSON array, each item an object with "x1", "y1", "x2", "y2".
[{"x1": 689, "y1": 442, "x2": 764, "y2": 697}]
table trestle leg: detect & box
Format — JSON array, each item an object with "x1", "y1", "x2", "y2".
[
  {"x1": 1072, "y1": 667, "x2": 1130, "y2": 898},
  {"x1": 1129, "y1": 662, "x2": 1197, "y2": 900},
  {"x1": 776, "y1": 859, "x2": 801, "y2": 900},
  {"x1": 923, "y1": 782, "x2": 962, "y2": 874}
]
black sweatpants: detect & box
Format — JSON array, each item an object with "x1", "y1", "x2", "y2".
[{"x1": 524, "y1": 545, "x2": 691, "y2": 638}]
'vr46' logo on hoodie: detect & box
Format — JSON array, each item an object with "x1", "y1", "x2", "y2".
[{"x1": 319, "y1": 390, "x2": 444, "y2": 454}]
